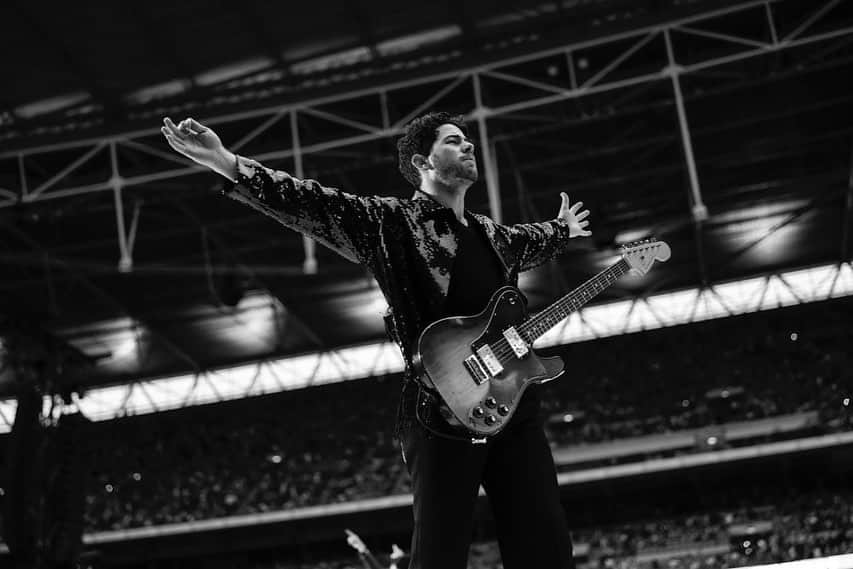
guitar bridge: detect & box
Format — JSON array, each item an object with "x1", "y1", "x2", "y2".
[{"x1": 464, "y1": 355, "x2": 490, "y2": 385}]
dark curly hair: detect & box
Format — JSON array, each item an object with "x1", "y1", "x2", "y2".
[{"x1": 397, "y1": 111, "x2": 468, "y2": 188}]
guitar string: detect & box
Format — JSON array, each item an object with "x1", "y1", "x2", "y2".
[
  {"x1": 486, "y1": 260, "x2": 632, "y2": 365},
  {"x1": 488, "y1": 261, "x2": 627, "y2": 364},
  {"x1": 488, "y1": 277, "x2": 614, "y2": 363}
]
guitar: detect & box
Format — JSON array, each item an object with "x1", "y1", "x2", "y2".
[{"x1": 415, "y1": 239, "x2": 671, "y2": 437}]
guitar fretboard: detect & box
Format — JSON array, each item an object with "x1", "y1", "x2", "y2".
[{"x1": 519, "y1": 258, "x2": 631, "y2": 342}]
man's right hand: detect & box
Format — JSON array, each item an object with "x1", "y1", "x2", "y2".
[{"x1": 161, "y1": 117, "x2": 237, "y2": 181}]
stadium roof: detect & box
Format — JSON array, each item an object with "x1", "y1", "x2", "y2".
[{"x1": 1, "y1": 0, "x2": 852, "y2": 402}]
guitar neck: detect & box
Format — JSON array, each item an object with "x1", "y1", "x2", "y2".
[{"x1": 519, "y1": 258, "x2": 631, "y2": 342}]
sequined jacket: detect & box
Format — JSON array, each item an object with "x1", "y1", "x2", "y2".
[{"x1": 224, "y1": 155, "x2": 579, "y2": 438}]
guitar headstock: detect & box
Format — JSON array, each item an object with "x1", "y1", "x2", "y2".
[{"x1": 621, "y1": 238, "x2": 671, "y2": 275}]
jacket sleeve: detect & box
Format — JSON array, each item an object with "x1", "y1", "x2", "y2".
[
  {"x1": 222, "y1": 155, "x2": 385, "y2": 266},
  {"x1": 497, "y1": 219, "x2": 577, "y2": 272}
]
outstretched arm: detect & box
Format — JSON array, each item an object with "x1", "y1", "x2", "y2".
[
  {"x1": 161, "y1": 116, "x2": 386, "y2": 267},
  {"x1": 498, "y1": 193, "x2": 592, "y2": 272}
]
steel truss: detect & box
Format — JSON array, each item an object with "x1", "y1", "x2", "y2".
[
  {"x1": 1, "y1": 0, "x2": 851, "y2": 275},
  {"x1": 0, "y1": 259, "x2": 851, "y2": 431}
]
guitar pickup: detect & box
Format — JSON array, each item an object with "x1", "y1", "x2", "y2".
[
  {"x1": 476, "y1": 344, "x2": 504, "y2": 376},
  {"x1": 464, "y1": 355, "x2": 490, "y2": 385},
  {"x1": 502, "y1": 326, "x2": 529, "y2": 358}
]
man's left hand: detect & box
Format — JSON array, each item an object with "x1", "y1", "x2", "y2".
[{"x1": 557, "y1": 192, "x2": 592, "y2": 238}]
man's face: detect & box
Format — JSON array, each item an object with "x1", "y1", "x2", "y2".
[{"x1": 427, "y1": 123, "x2": 478, "y2": 185}]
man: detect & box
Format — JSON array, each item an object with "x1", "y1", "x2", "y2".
[{"x1": 161, "y1": 111, "x2": 591, "y2": 568}]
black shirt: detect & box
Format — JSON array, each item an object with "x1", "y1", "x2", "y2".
[
  {"x1": 444, "y1": 213, "x2": 506, "y2": 317},
  {"x1": 443, "y1": 213, "x2": 541, "y2": 423}
]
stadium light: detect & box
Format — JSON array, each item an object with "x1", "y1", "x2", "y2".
[{"x1": 0, "y1": 260, "x2": 850, "y2": 432}]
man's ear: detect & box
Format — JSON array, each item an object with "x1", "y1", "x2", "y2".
[{"x1": 411, "y1": 153, "x2": 431, "y2": 173}]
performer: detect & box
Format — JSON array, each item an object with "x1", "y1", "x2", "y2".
[{"x1": 161, "y1": 111, "x2": 591, "y2": 568}]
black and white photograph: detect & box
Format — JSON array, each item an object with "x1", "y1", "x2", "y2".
[{"x1": 1, "y1": 1, "x2": 852, "y2": 568}]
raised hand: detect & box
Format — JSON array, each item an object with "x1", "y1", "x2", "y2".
[
  {"x1": 557, "y1": 192, "x2": 592, "y2": 238},
  {"x1": 161, "y1": 117, "x2": 236, "y2": 180},
  {"x1": 345, "y1": 528, "x2": 369, "y2": 554}
]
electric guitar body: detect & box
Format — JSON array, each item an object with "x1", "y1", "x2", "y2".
[
  {"x1": 415, "y1": 239, "x2": 672, "y2": 438},
  {"x1": 417, "y1": 286, "x2": 564, "y2": 437}
]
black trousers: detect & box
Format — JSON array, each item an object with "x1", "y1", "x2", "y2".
[{"x1": 401, "y1": 393, "x2": 574, "y2": 569}]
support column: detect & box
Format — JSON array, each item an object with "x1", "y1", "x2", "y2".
[
  {"x1": 291, "y1": 110, "x2": 318, "y2": 274},
  {"x1": 473, "y1": 73, "x2": 502, "y2": 223},
  {"x1": 665, "y1": 30, "x2": 708, "y2": 286},
  {"x1": 664, "y1": 30, "x2": 708, "y2": 224},
  {"x1": 842, "y1": 145, "x2": 853, "y2": 261},
  {"x1": 17, "y1": 154, "x2": 28, "y2": 201},
  {"x1": 379, "y1": 90, "x2": 391, "y2": 130},
  {"x1": 110, "y1": 142, "x2": 133, "y2": 273}
]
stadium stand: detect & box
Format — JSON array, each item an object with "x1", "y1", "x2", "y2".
[{"x1": 69, "y1": 297, "x2": 851, "y2": 532}]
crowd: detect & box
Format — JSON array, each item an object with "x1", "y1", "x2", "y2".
[
  {"x1": 539, "y1": 297, "x2": 853, "y2": 446},
  {"x1": 229, "y1": 489, "x2": 853, "y2": 568},
  {"x1": 2, "y1": 297, "x2": 848, "y2": 533},
  {"x1": 455, "y1": 489, "x2": 853, "y2": 569},
  {"x1": 579, "y1": 490, "x2": 853, "y2": 565},
  {"x1": 82, "y1": 375, "x2": 405, "y2": 529}
]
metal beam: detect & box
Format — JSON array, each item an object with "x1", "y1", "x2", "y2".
[
  {"x1": 473, "y1": 73, "x2": 502, "y2": 223},
  {"x1": 0, "y1": 223, "x2": 204, "y2": 372},
  {"x1": 783, "y1": 0, "x2": 842, "y2": 43},
  {"x1": 843, "y1": 144, "x2": 853, "y2": 261},
  {"x1": 3, "y1": 259, "x2": 852, "y2": 426},
  {"x1": 503, "y1": 139, "x2": 572, "y2": 297},
  {"x1": 0, "y1": 1, "x2": 795, "y2": 157},
  {"x1": 169, "y1": 196, "x2": 329, "y2": 350},
  {"x1": 291, "y1": 110, "x2": 318, "y2": 275},
  {"x1": 109, "y1": 142, "x2": 134, "y2": 273},
  {"x1": 0, "y1": 0, "x2": 851, "y2": 210},
  {"x1": 664, "y1": 27, "x2": 710, "y2": 287}
]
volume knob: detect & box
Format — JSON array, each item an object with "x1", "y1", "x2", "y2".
[
  {"x1": 485, "y1": 397, "x2": 497, "y2": 408},
  {"x1": 472, "y1": 406, "x2": 485, "y2": 418},
  {"x1": 484, "y1": 415, "x2": 497, "y2": 426},
  {"x1": 498, "y1": 404, "x2": 510, "y2": 416}
]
